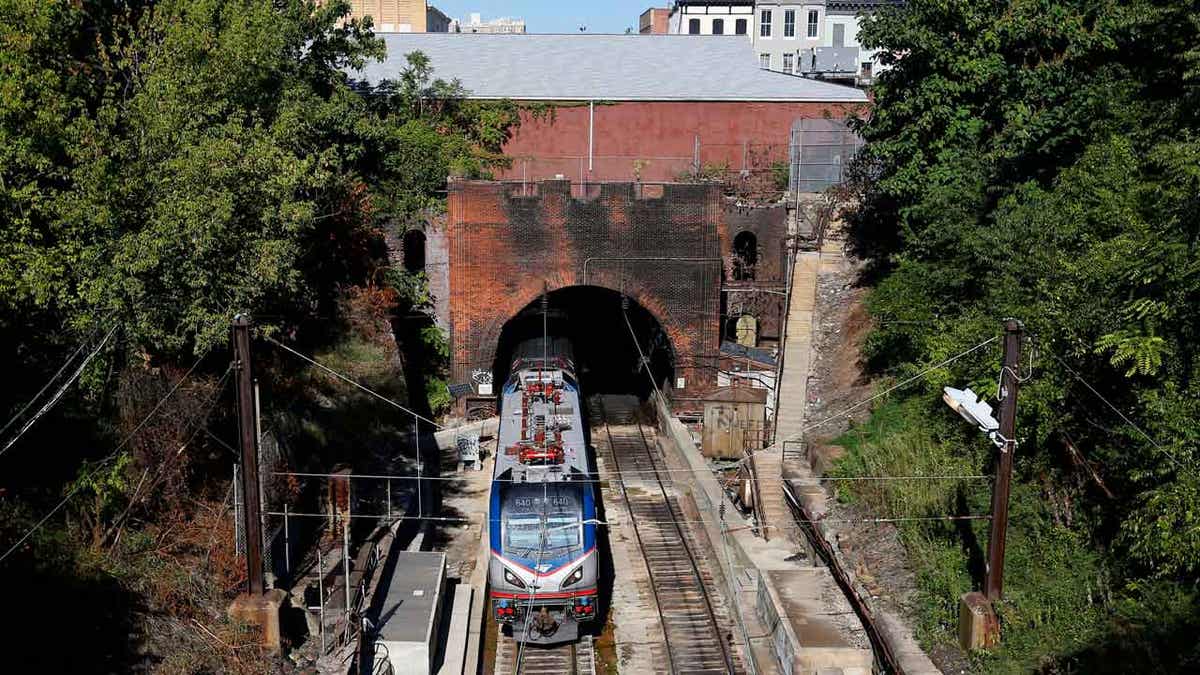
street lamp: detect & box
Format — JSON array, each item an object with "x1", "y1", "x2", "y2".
[{"x1": 942, "y1": 386, "x2": 1005, "y2": 448}]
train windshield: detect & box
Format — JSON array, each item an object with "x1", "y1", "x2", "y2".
[
  {"x1": 501, "y1": 483, "x2": 584, "y2": 558},
  {"x1": 505, "y1": 514, "x2": 542, "y2": 550}
]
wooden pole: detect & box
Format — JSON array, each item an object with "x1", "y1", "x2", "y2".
[
  {"x1": 985, "y1": 318, "x2": 1023, "y2": 601},
  {"x1": 233, "y1": 314, "x2": 265, "y2": 595}
]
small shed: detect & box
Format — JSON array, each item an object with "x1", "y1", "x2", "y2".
[
  {"x1": 701, "y1": 386, "x2": 769, "y2": 459},
  {"x1": 373, "y1": 551, "x2": 447, "y2": 675}
]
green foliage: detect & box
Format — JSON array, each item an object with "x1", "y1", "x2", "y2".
[
  {"x1": 0, "y1": 0, "x2": 521, "y2": 362},
  {"x1": 840, "y1": 0, "x2": 1200, "y2": 667},
  {"x1": 770, "y1": 160, "x2": 790, "y2": 193}
]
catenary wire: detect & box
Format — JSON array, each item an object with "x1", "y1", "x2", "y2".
[
  {"x1": 264, "y1": 336, "x2": 445, "y2": 431},
  {"x1": 0, "y1": 324, "x2": 120, "y2": 458},
  {"x1": 0, "y1": 354, "x2": 208, "y2": 564},
  {"x1": 270, "y1": 469, "x2": 992, "y2": 485},
  {"x1": 104, "y1": 366, "x2": 234, "y2": 542},
  {"x1": 1047, "y1": 349, "x2": 1188, "y2": 470},
  {"x1": 732, "y1": 334, "x2": 1001, "y2": 471},
  {"x1": 1, "y1": 336, "x2": 91, "y2": 437},
  {"x1": 263, "y1": 509, "x2": 992, "y2": 529}
]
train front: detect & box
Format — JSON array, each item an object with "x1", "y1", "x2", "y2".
[{"x1": 490, "y1": 479, "x2": 598, "y2": 643}]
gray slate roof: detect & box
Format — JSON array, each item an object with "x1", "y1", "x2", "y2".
[{"x1": 351, "y1": 33, "x2": 868, "y2": 103}]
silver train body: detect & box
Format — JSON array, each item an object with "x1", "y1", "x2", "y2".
[{"x1": 488, "y1": 338, "x2": 599, "y2": 644}]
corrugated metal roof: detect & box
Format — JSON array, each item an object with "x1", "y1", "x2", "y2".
[{"x1": 350, "y1": 33, "x2": 869, "y2": 103}]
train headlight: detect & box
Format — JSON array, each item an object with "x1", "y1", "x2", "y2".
[
  {"x1": 503, "y1": 567, "x2": 527, "y2": 589},
  {"x1": 561, "y1": 565, "x2": 585, "y2": 589}
]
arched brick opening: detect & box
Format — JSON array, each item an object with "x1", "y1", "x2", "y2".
[
  {"x1": 491, "y1": 285, "x2": 676, "y2": 399},
  {"x1": 447, "y1": 179, "x2": 724, "y2": 409}
]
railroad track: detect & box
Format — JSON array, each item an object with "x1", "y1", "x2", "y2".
[
  {"x1": 494, "y1": 634, "x2": 594, "y2": 675},
  {"x1": 592, "y1": 399, "x2": 739, "y2": 675}
]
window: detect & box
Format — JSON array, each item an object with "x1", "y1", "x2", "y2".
[
  {"x1": 783, "y1": 10, "x2": 795, "y2": 37},
  {"x1": 712, "y1": 18, "x2": 724, "y2": 35},
  {"x1": 832, "y1": 23, "x2": 845, "y2": 47},
  {"x1": 735, "y1": 18, "x2": 747, "y2": 35},
  {"x1": 782, "y1": 53, "x2": 794, "y2": 74},
  {"x1": 688, "y1": 18, "x2": 700, "y2": 34},
  {"x1": 733, "y1": 231, "x2": 758, "y2": 280},
  {"x1": 505, "y1": 514, "x2": 541, "y2": 551},
  {"x1": 544, "y1": 515, "x2": 581, "y2": 550},
  {"x1": 759, "y1": 9, "x2": 771, "y2": 37},
  {"x1": 759, "y1": 53, "x2": 771, "y2": 69},
  {"x1": 861, "y1": 61, "x2": 873, "y2": 79},
  {"x1": 807, "y1": 10, "x2": 819, "y2": 38}
]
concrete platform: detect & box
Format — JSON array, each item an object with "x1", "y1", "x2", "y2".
[
  {"x1": 375, "y1": 551, "x2": 447, "y2": 675},
  {"x1": 767, "y1": 569, "x2": 874, "y2": 673}
]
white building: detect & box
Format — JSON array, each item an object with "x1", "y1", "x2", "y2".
[
  {"x1": 660, "y1": 0, "x2": 900, "y2": 85},
  {"x1": 451, "y1": 11, "x2": 526, "y2": 34},
  {"x1": 667, "y1": 1, "x2": 755, "y2": 36}
]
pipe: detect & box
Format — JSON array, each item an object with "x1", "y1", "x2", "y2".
[{"x1": 588, "y1": 99, "x2": 594, "y2": 174}]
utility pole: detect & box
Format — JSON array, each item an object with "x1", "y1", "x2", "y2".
[
  {"x1": 233, "y1": 314, "x2": 265, "y2": 596},
  {"x1": 985, "y1": 318, "x2": 1023, "y2": 601}
]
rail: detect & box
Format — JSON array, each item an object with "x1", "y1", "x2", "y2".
[
  {"x1": 782, "y1": 480, "x2": 902, "y2": 675},
  {"x1": 597, "y1": 398, "x2": 735, "y2": 674}
]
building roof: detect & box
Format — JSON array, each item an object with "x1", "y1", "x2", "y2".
[
  {"x1": 721, "y1": 340, "x2": 777, "y2": 366},
  {"x1": 351, "y1": 33, "x2": 869, "y2": 103},
  {"x1": 828, "y1": 0, "x2": 905, "y2": 11}
]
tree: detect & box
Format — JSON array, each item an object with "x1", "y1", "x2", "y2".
[{"x1": 843, "y1": 0, "x2": 1200, "y2": 667}]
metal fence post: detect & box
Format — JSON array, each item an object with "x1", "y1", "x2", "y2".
[{"x1": 283, "y1": 502, "x2": 290, "y2": 577}]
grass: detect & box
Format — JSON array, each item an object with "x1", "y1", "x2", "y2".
[{"x1": 828, "y1": 395, "x2": 1124, "y2": 673}]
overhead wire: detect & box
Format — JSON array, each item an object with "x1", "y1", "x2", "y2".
[
  {"x1": 0, "y1": 354, "x2": 209, "y2": 564},
  {"x1": 0, "y1": 324, "x2": 120, "y2": 459},
  {"x1": 1046, "y1": 349, "x2": 1188, "y2": 470},
  {"x1": 0, "y1": 315, "x2": 118, "y2": 438},
  {"x1": 103, "y1": 365, "x2": 235, "y2": 543},
  {"x1": 264, "y1": 335, "x2": 445, "y2": 431},
  {"x1": 270, "y1": 469, "x2": 992, "y2": 485},
  {"x1": 262, "y1": 509, "x2": 993, "y2": 529}
]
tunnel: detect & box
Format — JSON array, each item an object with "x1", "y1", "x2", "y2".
[{"x1": 492, "y1": 286, "x2": 675, "y2": 401}]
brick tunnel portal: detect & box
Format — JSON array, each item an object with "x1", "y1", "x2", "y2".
[{"x1": 493, "y1": 286, "x2": 675, "y2": 402}]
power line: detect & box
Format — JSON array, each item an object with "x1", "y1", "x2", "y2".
[
  {"x1": 103, "y1": 366, "x2": 234, "y2": 543},
  {"x1": 1047, "y1": 350, "x2": 1188, "y2": 470},
  {"x1": 0, "y1": 355, "x2": 208, "y2": 565},
  {"x1": 269, "y1": 469, "x2": 992, "y2": 485},
  {"x1": 264, "y1": 336, "x2": 444, "y2": 431},
  {"x1": 0, "y1": 316, "x2": 117, "y2": 437},
  {"x1": 0, "y1": 324, "x2": 120, "y2": 459},
  {"x1": 262, "y1": 509, "x2": 992, "y2": 529},
  {"x1": 726, "y1": 334, "x2": 1001, "y2": 473},
  {"x1": 1, "y1": 341, "x2": 90, "y2": 437}
]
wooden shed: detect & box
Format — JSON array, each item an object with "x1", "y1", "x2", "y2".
[{"x1": 701, "y1": 386, "x2": 769, "y2": 460}]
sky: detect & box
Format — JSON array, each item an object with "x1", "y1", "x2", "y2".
[{"x1": 432, "y1": 1, "x2": 654, "y2": 34}]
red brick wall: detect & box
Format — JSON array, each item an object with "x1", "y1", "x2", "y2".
[
  {"x1": 497, "y1": 101, "x2": 862, "y2": 183},
  {"x1": 447, "y1": 180, "x2": 725, "y2": 401}
]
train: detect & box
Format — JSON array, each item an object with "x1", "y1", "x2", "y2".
[{"x1": 488, "y1": 337, "x2": 599, "y2": 644}]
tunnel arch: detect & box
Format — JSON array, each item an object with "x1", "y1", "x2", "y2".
[
  {"x1": 402, "y1": 228, "x2": 426, "y2": 273},
  {"x1": 491, "y1": 286, "x2": 676, "y2": 400}
]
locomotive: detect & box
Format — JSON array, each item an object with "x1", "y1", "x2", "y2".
[{"x1": 488, "y1": 337, "x2": 599, "y2": 644}]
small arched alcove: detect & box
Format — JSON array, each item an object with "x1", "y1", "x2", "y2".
[
  {"x1": 402, "y1": 228, "x2": 427, "y2": 273},
  {"x1": 733, "y1": 231, "x2": 757, "y2": 281}
]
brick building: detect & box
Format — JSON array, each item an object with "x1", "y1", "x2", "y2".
[
  {"x1": 342, "y1": 0, "x2": 449, "y2": 32},
  {"x1": 359, "y1": 35, "x2": 865, "y2": 415},
  {"x1": 639, "y1": 7, "x2": 671, "y2": 34},
  {"x1": 353, "y1": 33, "x2": 867, "y2": 183}
]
